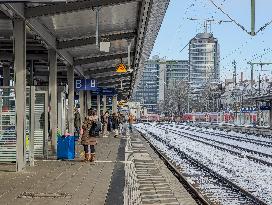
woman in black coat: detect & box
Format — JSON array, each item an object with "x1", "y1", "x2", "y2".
[{"x1": 111, "y1": 113, "x2": 119, "y2": 137}]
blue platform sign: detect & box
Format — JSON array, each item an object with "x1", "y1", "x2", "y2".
[
  {"x1": 75, "y1": 79, "x2": 97, "y2": 91},
  {"x1": 91, "y1": 87, "x2": 102, "y2": 95},
  {"x1": 260, "y1": 105, "x2": 271, "y2": 111},
  {"x1": 90, "y1": 87, "x2": 116, "y2": 96},
  {"x1": 101, "y1": 87, "x2": 117, "y2": 96},
  {"x1": 240, "y1": 107, "x2": 257, "y2": 112}
]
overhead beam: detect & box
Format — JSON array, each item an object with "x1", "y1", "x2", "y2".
[
  {"x1": 25, "y1": 0, "x2": 140, "y2": 18},
  {"x1": 85, "y1": 67, "x2": 116, "y2": 75},
  {"x1": 83, "y1": 64, "x2": 122, "y2": 71},
  {"x1": 2, "y1": 3, "x2": 74, "y2": 66},
  {"x1": 57, "y1": 31, "x2": 136, "y2": 49},
  {"x1": 74, "y1": 52, "x2": 134, "y2": 65},
  {"x1": 95, "y1": 75, "x2": 131, "y2": 84},
  {"x1": 86, "y1": 67, "x2": 135, "y2": 78},
  {"x1": 98, "y1": 80, "x2": 131, "y2": 87},
  {"x1": 0, "y1": 10, "x2": 9, "y2": 19},
  {"x1": 94, "y1": 72, "x2": 131, "y2": 80},
  {"x1": 131, "y1": 0, "x2": 152, "y2": 89},
  {"x1": 98, "y1": 78, "x2": 131, "y2": 84},
  {"x1": 0, "y1": 51, "x2": 48, "y2": 61}
]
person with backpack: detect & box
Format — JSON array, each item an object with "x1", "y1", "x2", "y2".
[
  {"x1": 102, "y1": 111, "x2": 109, "y2": 138},
  {"x1": 128, "y1": 113, "x2": 135, "y2": 133},
  {"x1": 74, "y1": 108, "x2": 81, "y2": 136},
  {"x1": 107, "y1": 113, "x2": 113, "y2": 132},
  {"x1": 79, "y1": 110, "x2": 99, "y2": 163},
  {"x1": 88, "y1": 110, "x2": 99, "y2": 163},
  {"x1": 112, "y1": 113, "x2": 119, "y2": 138},
  {"x1": 118, "y1": 112, "x2": 124, "y2": 136}
]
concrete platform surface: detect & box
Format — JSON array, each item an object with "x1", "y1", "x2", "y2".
[{"x1": 0, "y1": 132, "x2": 197, "y2": 205}]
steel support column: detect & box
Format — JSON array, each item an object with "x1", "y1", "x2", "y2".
[
  {"x1": 48, "y1": 49, "x2": 57, "y2": 152},
  {"x1": 251, "y1": 0, "x2": 255, "y2": 36},
  {"x1": 97, "y1": 95, "x2": 101, "y2": 119},
  {"x1": 80, "y1": 91, "x2": 85, "y2": 124},
  {"x1": 103, "y1": 95, "x2": 107, "y2": 114},
  {"x1": 67, "y1": 66, "x2": 74, "y2": 134},
  {"x1": 85, "y1": 91, "x2": 88, "y2": 116},
  {"x1": 112, "y1": 95, "x2": 117, "y2": 113},
  {"x1": 29, "y1": 64, "x2": 35, "y2": 163},
  {"x1": 87, "y1": 91, "x2": 92, "y2": 110},
  {"x1": 14, "y1": 19, "x2": 26, "y2": 172},
  {"x1": 30, "y1": 60, "x2": 34, "y2": 85},
  {"x1": 29, "y1": 86, "x2": 35, "y2": 166}
]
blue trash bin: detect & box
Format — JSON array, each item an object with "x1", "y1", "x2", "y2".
[{"x1": 57, "y1": 135, "x2": 75, "y2": 160}]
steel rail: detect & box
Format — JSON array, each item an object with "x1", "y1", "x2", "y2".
[
  {"x1": 160, "y1": 127, "x2": 272, "y2": 167},
  {"x1": 138, "y1": 131, "x2": 211, "y2": 205},
  {"x1": 139, "y1": 128, "x2": 268, "y2": 205}
]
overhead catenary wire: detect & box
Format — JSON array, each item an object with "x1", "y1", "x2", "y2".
[
  {"x1": 207, "y1": 0, "x2": 249, "y2": 34},
  {"x1": 208, "y1": 0, "x2": 272, "y2": 36},
  {"x1": 256, "y1": 19, "x2": 272, "y2": 34}
]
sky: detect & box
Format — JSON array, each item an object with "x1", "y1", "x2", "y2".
[{"x1": 150, "y1": 0, "x2": 272, "y2": 81}]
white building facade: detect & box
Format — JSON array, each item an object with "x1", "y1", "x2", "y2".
[
  {"x1": 133, "y1": 58, "x2": 189, "y2": 114},
  {"x1": 189, "y1": 33, "x2": 220, "y2": 85}
]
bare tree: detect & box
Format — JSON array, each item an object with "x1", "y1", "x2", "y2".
[{"x1": 159, "y1": 80, "x2": 189, "y2": 115}]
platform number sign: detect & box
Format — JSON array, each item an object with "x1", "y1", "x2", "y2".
[{"x1": 75, "y1": 79, "x2": 97, "y2": 91}]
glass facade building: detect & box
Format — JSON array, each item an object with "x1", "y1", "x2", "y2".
[
  {"x1": 189, "y1": 33, "x2": 220, "y2": 85},
  {"x1": 165, "y1": 60, "x2": 189, "y2": 88},
  {"x1": 133, "y1": 59, "x2": 160, "y2": 113},
  {"x1": 133, "y1": 59, "x2": 189, "y2": 113}
]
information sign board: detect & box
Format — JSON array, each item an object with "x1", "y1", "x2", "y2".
[{"x1": 75, "y1": 79, "x2": 97, "y2": 91}]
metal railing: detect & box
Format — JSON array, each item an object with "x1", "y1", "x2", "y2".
[{"x1": 0, "y1": 87, "x2": 16, "y2": 162}]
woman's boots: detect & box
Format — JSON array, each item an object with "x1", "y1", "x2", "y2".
[
  {"x1": 84, "y1": 153, "x2": 90, "y2": 162},
  {"x1": 83, "y1": 153, "x2": 95, "y2": 164},
  {"x1": 90, "y1": 153, "x2": 96, "y2": 164}
]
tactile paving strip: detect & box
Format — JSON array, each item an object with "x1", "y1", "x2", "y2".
[{"x1": 125, "y1": 135, "x2": 180, "y2": 205}]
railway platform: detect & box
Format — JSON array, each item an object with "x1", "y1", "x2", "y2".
[{"x1": 0, "y1": 131, "x2": 197, "y2": 205}]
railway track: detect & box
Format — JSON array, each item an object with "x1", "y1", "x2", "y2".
[
  {"x1": 139, "y1": 131, "x2": 210, "y2": 205},
  {"x1": 158, "y1": 126, "x2": 272, "y2": 167},
  {"x1": 138, "y1": 128, "x2": 269, "y2": 205},
  {"x1": 185, "y1": 126, "x2": 272, "y2": 147}
]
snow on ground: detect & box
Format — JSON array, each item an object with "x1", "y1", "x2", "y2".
[
  {"x1": 189, "y1": 125, "x2": 272, "y2": 144},
  {"x1": 158, "y1": 124, "x2": 272, "y2": 163},
  {"x1": 135, "y1": 123, "x2": 272, "y2": 204}
]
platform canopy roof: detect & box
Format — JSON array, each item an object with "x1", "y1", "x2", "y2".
[{"x1": 0, "y1": 0, "x2": 169, "y2": 99}]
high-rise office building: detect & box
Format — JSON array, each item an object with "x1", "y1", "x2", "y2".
[
  {"x1": 189, "y1": 33, "x2": 220, "y2": 85},
  {"x1": 133, "y1": 57, "x2": 160, "y2": 113},
  {"x1": 133, "y1": 58, "x2": 189, "y2": 113},
  {"x1": 165, "y1": 60, "x2": 189, "y2": 87}
]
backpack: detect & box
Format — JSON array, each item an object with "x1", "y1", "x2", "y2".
[
  {"x1": 89, "y1": 121, "x2": 101, "y2": 137},
  {"x1": 100, "y1": 115, "x2": 104, "y2": 124}
]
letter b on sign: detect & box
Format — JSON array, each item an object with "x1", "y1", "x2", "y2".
[{"x1": 75, "y1": 80, "x2": 82, "y2": 89}]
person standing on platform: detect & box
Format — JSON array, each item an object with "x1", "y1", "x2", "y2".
[
  {"x1": 79, "y1": 116, "x2": 91, "y2": 162},
  {"x1": 112, "y1": 113, "x2": 119, "y2": 138},
  {"x1": 74, "y1": 108, "x2": 81, "y2": 136},
  {"x1": 108, "y1": 113, "x2": 113, "y2": 132},
  {"x1": 122, "y1": 113, "x2": 129, "y2": 136},
  {"x1": 88, "y1": 110, "x2": 99, "y2": 163},
  {"x1": 118, "y1": 113, "x2": 124, "y2": 136},
  {"x1": 102, "y1": 111, "x2": 109, "y2": 137},
  {"x1": 128, "y1": 113, "x2": 135, "y2": 133},
  {"x1": 78, "y1": 110, "x2": 98, "y2": 163}
]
